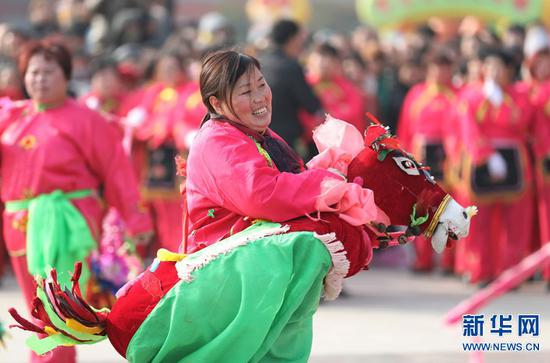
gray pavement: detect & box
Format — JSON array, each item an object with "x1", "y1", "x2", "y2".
[{"x1": 1, "y1": 266, "x2": 549, "y2": 363}]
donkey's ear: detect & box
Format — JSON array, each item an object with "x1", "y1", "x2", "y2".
[{"x1": 431, "y1": 224, "x2": 448, "y2": 253}]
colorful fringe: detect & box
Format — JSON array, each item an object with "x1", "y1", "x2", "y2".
[{"x1": 8, "y1": 262, "x2": 109, "y2": 355}]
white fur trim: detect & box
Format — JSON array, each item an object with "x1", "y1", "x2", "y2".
[
  {"x1": 175, "y1": 224, "x2": 290, "y2": 282},
  {"x1": 314, "y1": 232, "x2": 350, "y2": 301},
  {"x1": 175, "y1": 225, "x2": 350, "y2": 301}
]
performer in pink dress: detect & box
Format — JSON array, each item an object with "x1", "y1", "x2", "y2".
[
  {"x1": 397, "y1": 50, "x2": 459, "y2": 273},
  {"x1": 455, "y1": 48, "x2": 535, "y2": 285},
  {"x1": 80, "y1": 57, "x2": 127, "y2": 117},
  {"x1": 172, "y1": 57, "x2": 207, "y2": 151},
  {"x1": 130, "y1": 52, "x2": 189, "y2": 252},
  {"x1": 0, "y1": 60, "x2": 24, "y2": 282},
  {"x1": 0, "y1": 40, "x2": 152, "y2": 363}
]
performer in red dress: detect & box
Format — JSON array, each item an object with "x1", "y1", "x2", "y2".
[
  {"x1": 129, "y1": 52, "x2": 189, "y2": 252},
  {"x1": 0, "y1": 40, "x2": 152, "y2": 363},
  {"x1": 303, "y1": 43, "x2": 366, "y2": 135},
  {"x1": 522, "y1": 26, "x2": 550, "y2": 285},
  {"x1": 172, "y1": 57, "x2": 207, "y2": 152},
  {"x1": 80, "y1": 58, "x2": 126, "y2": 116},
  {"x1": 397, "y1": 50, "x2": 459, "y2": 273},
  {"x1": 0, "y1": 60, "x2": 24, "y2": 283},
  {"x1": 455, "y1": 48, "x2": 535, "y2": 285}
]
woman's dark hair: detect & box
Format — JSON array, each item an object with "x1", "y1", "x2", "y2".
[
  {"x1": 19, "y1": 40, "x2": 72, "y2": 80},
  {"x1": 199, "y1": 50, "x2": 260, "y2": 119},
  {"x1": 199, "y1": 49, "x2": 304, "y2": 174}
]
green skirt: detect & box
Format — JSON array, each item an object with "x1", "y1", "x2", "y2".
[{"x1": 125, "y1": 222, "x2": 346, "y2": 363}]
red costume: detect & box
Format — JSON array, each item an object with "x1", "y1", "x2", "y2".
[
  {"x1": 0, "y1": 99, "x2": 152, "y2": 362},
  {"x1": 172, "y1": 81, "x2": 206, "y2": 151},
  {"x1": 398, "y1": 82, "x2": 459, "y2": 272},
  {"x1": 130, "y1": 82, "x2": 189, "y2": 252},
  {"x1": 455, "y1": 84, "x2": 535, "y2": 283},
  {"x1": 301, "y1": 75, "x2": 365, "y2": 140},
  {"x1": 530, "y1": 80, "x2": 550, "y2": 280}
]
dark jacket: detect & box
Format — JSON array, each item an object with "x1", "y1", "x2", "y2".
[{"x1": 260, "y1": 48, "x2": 321, "y2": 148}]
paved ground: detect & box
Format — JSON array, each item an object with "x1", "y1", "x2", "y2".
[{"x1": 1, "y1": 261, "x2": 549, "y2": 363}]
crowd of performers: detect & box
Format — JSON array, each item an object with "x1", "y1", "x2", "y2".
[
  {"x1": 397, "y1": 27, "x2": 550, "y2": 287},
  {"x1": 0, "y1": 9, "x2": 549, "y2": 361},
  {"x1": 1, "y1": 15, "x2": 549, "y2": 288},
  {"x1": 4, "y1": 46, "x2": 476, "y2": 362}
]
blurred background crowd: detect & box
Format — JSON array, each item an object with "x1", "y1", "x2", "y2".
[{"x1": 1, "y1": 0, "x2": 550, "y2": 295}]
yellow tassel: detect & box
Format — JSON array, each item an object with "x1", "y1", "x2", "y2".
[
  {"x1": 66, "y1": 319, "x2": 103, "y2": 335},
  {"x1": 156, "y1": 248, "x2": 187, "y2": 262},
  {"x1": 44, "y1": 326, "x2": 58, "y2": 336},
  {"x1": 251, "y1": 219, "x2": 269, "y2": 225}
]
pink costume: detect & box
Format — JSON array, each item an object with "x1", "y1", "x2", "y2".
[
  {"x1": 397, "y1": 82, "x2": 459, "y2": 272},
  {"x1": 455, "y1": 84, "x2": 535, "y2": 283},
  {"x1": 131, "y1": 82, "x2": 188, "y2": 252},
  {"x1": 301, "y1": 75, "x2": 366, "y2": 139},
  {"x1": 0, "y1": 99, "x2": 152, "y2": 363},
  {"x1": 184, "y1": 119, "x2": 389, "y2": 276},
  {"x1": 172, "y1": 81, "x2": 206, "y2": 151}
]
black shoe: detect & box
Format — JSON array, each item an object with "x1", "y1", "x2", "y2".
[{"x1": 441, "y1": 269, "x2": 454, "y2": 277}]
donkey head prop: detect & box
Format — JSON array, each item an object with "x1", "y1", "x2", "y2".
[{"x1": 312, "y1": 115, "x2": 477, "y2": 253}]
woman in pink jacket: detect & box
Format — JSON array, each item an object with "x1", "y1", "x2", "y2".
[
  {"x1": 0, "y1": 40, "x2": 152, "y2": 363},
  {"x1": 129, "y1": 52, "x2": 189, "y2": 253},
  {"x1": 184, "y1": 51, "x2": 389, "y2": 276}
]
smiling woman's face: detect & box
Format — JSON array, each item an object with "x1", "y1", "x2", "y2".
[{"x1": 221, "y1": 66, "x2": 272, "y2": 132}]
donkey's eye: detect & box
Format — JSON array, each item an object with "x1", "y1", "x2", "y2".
[
  {"x1": 392, "y1": 156, "x2": 420, "y2": 176},
  {"x1": 463, "y1": 211, "x2": 468, "y2": 219}
]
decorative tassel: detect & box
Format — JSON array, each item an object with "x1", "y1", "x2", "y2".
[
  {"x1": 377, "y1": 149, "x2": 389, "y2": 161},
  {"x1": 175, "y1": 155, "x2": 187, "y2": 177},
  {"x1": 314, "y1": 232, "x2": 350, "y2": 301},
  {"x1": 366, "y1": 112, "x2": 382, "y2": 125},
  {"x1": 8, "y1": 308, "x2": 45, "y2": 334},
  {"x1": 410, "y1": 203, "x2": 429, "y2": 227},
  {"x1": 8, "y1": 262, "x2": 109, "y2": 355}
]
